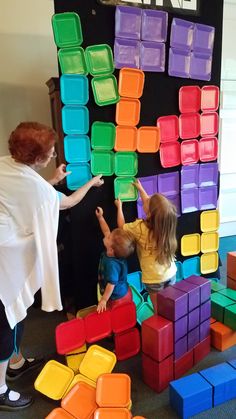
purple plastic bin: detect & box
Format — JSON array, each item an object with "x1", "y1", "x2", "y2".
[
  {"x1": 181, "y1": 164, "x2": 199, "y2": 189},
  {"x1": 157, "y1": 171, "x2": 179, "y2": 196},
  {"x1": 174, "y1": 315, "x2": 188, "y2": 342},
  {"x1": 181, "y1": 188, "x2": 199, "y2": 213},
  {"x1": 173, "y1": 281, "x2": 200, "y2": 311},
  {"x1": 188, "y1": 326, "x2": 199, "y2": 350},
  {"x1": 140, "y1": 41, "x2": 165, "y2": 72},
  {"x1": 200, "y1": 300, "x2": 211, "y2": 323},
  {"x1": 190, "y1": 52, "x2": 212, "y2": 81},
  {"x1": 168, "y1": 48, "x2": 190, "y2": 78},
  {"x1": 175, "y1": 335, "x2": 187, "y2": 360},
  {"x1": 166, "y1": 194, "x2": 181, "y2": 217},
  {"x1": 199, "y1": 185, "x2": 218, "y2": 210},
  {"x1": 188, "y1": 307, "x2": 200, "y2": 331},
  {"x1": 199, "y1": 162, "x2": 218, "y2": 187},
  {"x1": 141, "y1": 9, "x2": 168, "y2": 43},
  {"x1": 139, "y1": 175, "x2": 158, "y2": 196},
  {"x1": 156, "y1": 286, "x2": 188, "y2": 321},
  {"x1": 115, "y1": 6, "x2": 142, "y2": 40},
  {"x1": 185, "y1": 275, "x2": 211, "y2": 304},
  {"x1": 193, "y1": 24, "x2": 215, "y2": 55},
  {"x1": 137, "y1": 199, "x2": 146, "y2": 219},
  {"x1": 114, "y1": 38, "x2": 140, "y2": 69},
  {"x1": 170, "y1": 18, "x2": 194, "y2": 51},
  {"x1": 199, "y1": 319, "x2": 210, "y2": 341}
]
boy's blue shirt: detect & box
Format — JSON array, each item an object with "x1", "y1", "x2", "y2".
[{"x1": 98, "y1": 252, "x2": 128, "y2": 300}]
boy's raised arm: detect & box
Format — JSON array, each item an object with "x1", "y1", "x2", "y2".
[
  {"x1": 114, "y1": 199, "x2": 125, "y2": 228},
  {"x1": 95, "y1": 207, "x2": 110, "y2": 237}
]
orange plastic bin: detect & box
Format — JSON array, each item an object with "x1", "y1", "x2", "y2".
[
  {"x1": 45, "y1": 407, "x2": 75, "y2": 418},
  {"x1": 61, "y1": 382, "x2": 97, "y2": 418},
  {"x1": 96, "y1": 373, "x2": 131, "y2": 408},
  {"x1": 94, "y1": 407, "x2": 131, "y2": 419}
]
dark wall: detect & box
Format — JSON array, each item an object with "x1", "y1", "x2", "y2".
[{"x1": 54, "y1": 0, "x2": 224, "y2": 309}]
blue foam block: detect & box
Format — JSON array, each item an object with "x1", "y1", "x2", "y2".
[
  {"x1": 169, "y1": 372, "x2": 212, "y2": 419},
  {"x1": 199, "y1": 362, "x2": 236, "y2": 406},
  {"x1": 228, "y1": 359, "x2": 236, "y2": 369}
]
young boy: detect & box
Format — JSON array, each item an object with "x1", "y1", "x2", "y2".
[{"x1": 95, "y1": 207, "x2": 135, "y2": 313}]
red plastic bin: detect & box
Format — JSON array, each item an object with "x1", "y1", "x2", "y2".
[
  {"x1": 160, "y1": 142, "x2": 181, "y2": 168},
  {"x1": 201, "y1": 85, "x2": 219, "y2": 112},
  {"x1": 200, "y1": 112, "x2": 219, "y2": 137},
  {"x1": 55, "y1": 318, "x2": 85, "y2": 355},
  {"x1": 157, "y1": 115, "x2": 179, "y2": 143},
  {"x1": 179, "y1": 113, "x2": 200, "y2": 140},
  {"x1": 179, "y1": 86, "x2": 201, "y2": 113},
  {"x1": 181, "y1": 139, "x2": 199, "y2": 166},
  {"x1": 85, "y1": 310, "x2": 112, "y2": 343},
  {"x1": 199, "y1": 137, "x2": 218, "y2": 162},
  {"x1": 111, "y1": 302, "x2": 136, "y2": 334},
  {"x1": 114, "y1": 327, "x2": 140, "y2": 361}
]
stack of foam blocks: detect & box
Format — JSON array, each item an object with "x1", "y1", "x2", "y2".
[
  {"x1": 141, "y1": 275, "x2": 211, "y2": 392},
  {"x1": 227, "y1": 251, "x2": 236, "y2": 290}
]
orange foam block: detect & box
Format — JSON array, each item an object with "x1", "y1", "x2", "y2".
[
  {"x1": 227, "y1": 276, "x2": 236, "y2": 290},
  {"x1": 210, "y1": 321, "x2": 236, "y2": 351}
]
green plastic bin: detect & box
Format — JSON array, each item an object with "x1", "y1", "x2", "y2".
[
  {"x1": 58, "y1": 47, "x2": 87, "y2": 75},
  {"x1": 91, "y1": 122, "x2": 115, "y2": 150},
  {"x1": 137, "y1": 302, "x2": 154, "y2": 325},
  {"x1": 91, "y1": 150, "x2": 114, "y2": 176},
  {"x1": 114, "y1": 177, "x2": 138, "y2": 202},
  {"x1": 130, "y1": 285, "x2": 144, "y2": 310},
  {"x1": 52, "y1": 13, "x2": 83, "y2": 48},
  {"x1": 91, "y1": 75, "x2": 120, "y2": 107},
  {"x1": 85, "y1": 44, "x2": 114, "y2": 76},
  {"x1": 114, "y1": 152, "x2": 138, "y2": 176}
]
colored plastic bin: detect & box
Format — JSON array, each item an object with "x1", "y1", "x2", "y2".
[
  {"x1": 137, "y1": 302, "x2": 154, "y2": 325},
  {"x1": 189, "y1": 52, "x2": 212, "y2": 81},
  {"x1": 65, "y1": 344, "x2": 87, "y2": 373},
  {"x1": 85, "y1": 44, "x2": 114, "y2": 76},
  {"x1": 34, "y1": 360, "x2": 74, "y2": 400},
  {"x1": 114, "y1": 38, "x2": 140, "y2": 69},
  {"x1": 114, "y1": 152, "x2": 138, "y2": 177},
  {"x1": 76, "y1": 305, "x2": 97, "y2": 318},
  {"x1": 170, "y1": 18, "x2": 194, "y2": 51},
  {"x1": 181, "y1": 164, "x2": 199, "y2": 189},
  {"x1": 175, "y1": 261, "x2": 183, "y2": 282},
  {"x1": 201, "y1": 252, "x2": 219, "y2": 274},
  {"x1": 181, "y1": 187, "x2": 199, "y2": 213},
  {"x1": 111, "y1": 301, "x2": 136, "y2": 334},
  {"x1": 201, "y1": 85, "x2": 219, "y2": 112},
  {"x1": 199, "y1": 137, "x2": 218, "y2": 162},
  {"x1": 115, "y1": 126, "x2": 137, "y2": 152},
  {"x1": 60, "y1": 74, "x2": 89, "y2": 105},
  {"x1": 66, "y1": 163, "x2": 92, "y2": 190},
  {"x1": 199, "y1": 162, "x2": 218, "y2": 187},
  {"x1": 118, "y1": 68, "x2": 145, "y2": 98},
  {"x1": 94, "y1": 407, "x2": 131, "y2": 419},
  {"x1": 46, "y1": 408, "x2": 75, "y2": 418},
  {"x1": 58, "y1": 47, "x2": 87, "y2": 75},
  {"x1": 55, "y1": 318, "x2": 85, "y2": 355},
  {"x1": 79, "y1": 345, "x2": 117, "y2": 382},
  {"x1": 92, "y1": 75, "x2": 120, "y2": 106},
  {"x1": 62, "y1": 105, "x2": 89, "y2": 135},
  {"x1": 96, "y1": 373, "x2": 131, "y2": 407},
  {"x1": 181, "y1": 139, "x2": 199, "y2": 166},
  {"x1": 199, "y1": 185, "x2": 218, "y2": 210},
  {"x1": 160, "y1": 142, "x2": 181, "y2": 168},
  {"x1": 157, "y1": 115, "x2": 179, "y2": 143},
  {"x1": 114, "y1": 328, "x2": 140, "y2": 361},
  {"x1": 168, "y1": 47, "x2": 191, "y2": 78},
  {"x1": 64, "y1": 135, "x2": 91, "y2": 163},
  {"x1": 85, "y1": 310, "x2": 112, "y2": 343},
  {"x1": 200, "y1": 112, "x2": 219, "y2": 137},
  {"x1": 91, "y1": 121, "x2": 116, "y2": 151},
  {"x1": 193, "y1": 23, "x2": 215, "y2": 54},
  {"x1": 137, "y1": 126, "x2": 160, "y2": 152},
  {"x1": 130, "y1": 284, "x2": 144, "y2": 309},
  {"x1": 52, "y1": 12, "x2": 83, "y2": 48},
  {"x1": 116, "y1": 97, "x2": 141, "y2": 126},
  {"x1": 91, "y1": 150, "x2": 114, "y2": 176},
  {"x1": 182, "y1": 257, "x2": 201, "y2": 278},
  {"x1": 115, "y1": 6, "x2": 141, "y2": 40},
  {"x1": 140, "y1": 41, "x2": 165, "y2": 72},
  {"x1": 139, "y1": 175, "x2": 158, "y2": 196},
  {"x1": 127, "y1": 271, "x2": 143, "y2": 293},
  {"x1": 157, "y1": 171, "x2": 179, "y2": 196},
  {"x1": 181, "y1": 233, "x2": 201, "y2": 256},
  {"x1": 141, "y1": 9, "x2": 168, "y2": 42},
  {"x1": 61, "y1": 382, "x2": 97, "y2": 418},
  {"x1": 114, "y1": 177, "x2": 138, "y2": 202},
  {"x1": 179, "y1": 113, "x2": 200, "y2": 140},
  {"x1": 179, "y1": 85, "x2": 201, "y2": 113},
  {"x1": 63, "y1": 373, "x2": 96, "y2": 397},
  {"x1": 201, "y1": 232, "x2": 219, "y2": 253}
]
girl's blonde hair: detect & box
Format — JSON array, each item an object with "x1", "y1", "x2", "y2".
[{"x1": 145, "y1": 193, "x2": 177, "y2": 267}]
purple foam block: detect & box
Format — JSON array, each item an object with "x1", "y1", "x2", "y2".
[
  {"x1": 189, "y1": 52, "x2": 212, "y2": 81},
  {"x1": 199, "y1": 185, "x2": 218, "y2": 210},
  {"x1": 185, "y1": 275, "x2": 211, "y2": 304},
  {"x1": 157, "y1": 171, "x2": 179, "y2": 196},
  {"x1": 139, "y1": 175, "x2": 158, "y2": 196},
  {"x1": 175, "y1": 335, "x2": 187, "y2": 360},
  {"x1": 188, "y1": 307, "x2": 200, "y2": 331},
  {"x1": 115, "y1": 6, "x2": 142, "y2": 40},
  {"x1": 114, "y1": 38, "x2": 140, "y2": 69},
  {"x1": 170, "y1": 18, "x2": 194, "y2": 51},
  {"x1": 200, "y1": 319, "x2": 210, "y2": 341},
  {"x1": 140, "y1": 41, "x2": 165, "y2": 72},
  {"x1": 168, "y1": 48, "x2": 191, "y2": 78},
  {"x1": 188, "y1": 326, "x2": 199, "y2": 350},
  {"x1": 166, "y1": 194, "x2": 181, "y2": 217},
  {"x1": 137, "y1": 199, "x2": 146, "y2": 219},
  {"x1": 199, "y1": 162, "x2": 218, "y2": 187},
  {"x1": 141, "y1": 9, "x2": 168, "y2": 43},
  {"x1": 193, "y1": 23, "x2": 215, "y2": 55},
  {"x1": 156, "y1": 286, "x2": 188, "y2": 321},
  {"x1": 174, "y1": 315, "x2": 188, "y2": 342},
  {"x1": 181, "y1": 188, "x2": 199, "y2": 213},
  {"x1": 200, "y1": 300, "x2": 211, "y2": 323},
  {"x1": 173, "y1": 281, "x2": 200, "y2": 311},
  {"x1": 181, "y1": 164, "x2": 199, "y2": 189}
]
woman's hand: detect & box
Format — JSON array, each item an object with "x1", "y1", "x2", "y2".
[
  {"x1": 92, "y1": 174, "x2": 104, "y2": 187},
  {"x1": 114, "y1": 198, "x2": 122, "y2": 209},
  {"x1": 49, "y1": 164, "x2": 71, "y2": 185},
  {"x1": 97, "y1": 298, "x2": 107, "y2": 313},
  {"x1": 95, "y1": 207, "x2": 103, "y2": 219}
]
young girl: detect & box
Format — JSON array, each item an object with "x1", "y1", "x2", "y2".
[{"x1": 115, "y1": 180, "x2": 177, "y2": 312}]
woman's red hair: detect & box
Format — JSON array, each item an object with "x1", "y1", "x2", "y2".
[{"x1": 8, "y1": 122, "x2": 58, "y2": 165}]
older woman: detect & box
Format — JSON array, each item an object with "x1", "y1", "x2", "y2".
[{"x1": 0, "y1": 122, "x2": 103, "y2": 411}]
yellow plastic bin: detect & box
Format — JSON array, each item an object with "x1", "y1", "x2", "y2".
[
  {"x1": 76, "y1": 305, "x2": 97, "y2": 318},
  {"x1": 66, "y1": 344, "x2": 87, "y2": 373},
  {"x1": 34, "y1": 360, "x2": 74, "y2": 400},
  {"x1": 63, "y1": 373, "x2": 96, "y2": 397},
  {"x1": 79, "y1": 345, "x2": 116, "y2": 382}
]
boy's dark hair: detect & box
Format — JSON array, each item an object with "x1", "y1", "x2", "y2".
[{"x1": 111, "y1": 228, "x2": 135, "y2": 258}]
